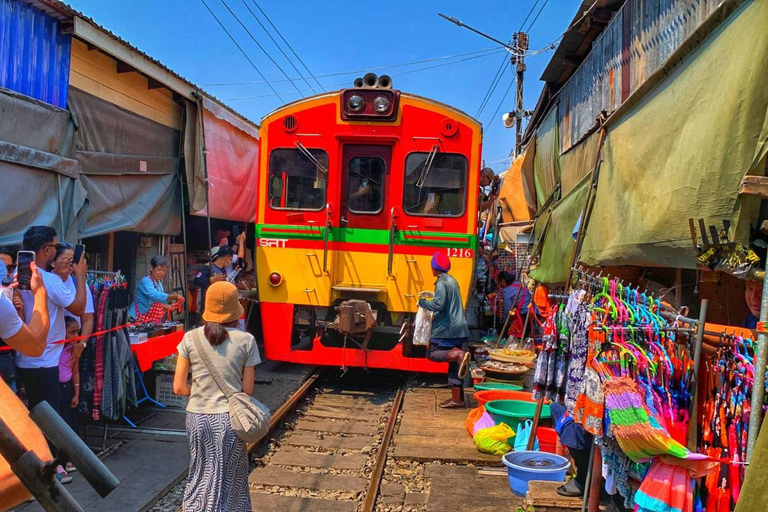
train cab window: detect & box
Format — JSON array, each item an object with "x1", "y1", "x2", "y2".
[
  {"x1": 403, "y1": 152, "x2": 467, "y2": 217},
  {"x1": 269, "y1": 148, "x2": 329, "y2": 210},
  {"x1": 347, "y1": 157, "x2": 385, "y2": 214}
]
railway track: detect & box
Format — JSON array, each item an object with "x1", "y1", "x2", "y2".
[{"x1": 247, "y1": 371, "x2": 407, "y2": 512}]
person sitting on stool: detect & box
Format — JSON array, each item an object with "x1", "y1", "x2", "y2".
[
  {"x1": 419, "y1": 252, "x2": 471, "y2": 409},
  {"x1": 550, "y1": 402, "x2": 594, "y2": 497}
]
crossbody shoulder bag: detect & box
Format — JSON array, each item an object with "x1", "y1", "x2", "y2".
[{"x1": 192, "y1": 328, "x2": 270, "y2": 444}]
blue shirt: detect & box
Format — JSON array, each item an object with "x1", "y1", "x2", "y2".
[
  {"x1": 130, "y1": 276, "x2": 168, "y2": 318},
  {"x1": 0, "y1": 261, "x2": 6, "y2": 281},
  {"x1": 502, "y1": 283, "x2": 531, "y2": 318},
  {"x1": 418, "y1": 273, "x2": 470, "y2": 340}
]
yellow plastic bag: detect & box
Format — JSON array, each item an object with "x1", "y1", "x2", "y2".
[{"x1": 473, "y1": 422, "x2": 516, "y2": 455}]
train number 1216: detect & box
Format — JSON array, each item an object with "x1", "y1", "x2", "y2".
[{"x1": 447, "y1": 248, "x2": 473, "y2": 258}]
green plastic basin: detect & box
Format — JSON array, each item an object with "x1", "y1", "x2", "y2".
[
  {"x1": 473, "y1": 382, "x2": 524, "y2": 391},
  {"x1": 485, "y1": 399, "x2": 551, "y2": 429}
]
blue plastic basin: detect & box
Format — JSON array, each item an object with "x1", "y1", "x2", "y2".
[{"x1": 501, "y1": 451, "x2": 570, "y2": 496}]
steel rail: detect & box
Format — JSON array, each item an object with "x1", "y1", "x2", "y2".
[
  {"x1": 361, "y1": 383, "x2": 406, "y2": 512},
  {"x1": 247, "y1": 369, "x2": 323, "y2": 453}
]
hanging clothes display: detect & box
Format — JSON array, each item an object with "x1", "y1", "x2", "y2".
[
  {"x1": 77, "y1": 272, "x2": 137, "y2": 423},
  {"x1": 533, "y1": 270, "x2": 738, "y2": 512}
]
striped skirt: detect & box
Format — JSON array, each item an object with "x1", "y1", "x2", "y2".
[{"x1": 184, "y1": 412, "x2": 251, "y2": 512}]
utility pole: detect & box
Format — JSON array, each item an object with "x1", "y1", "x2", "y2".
[{"x1": 512, "y1": 32, "x2": 529, "y2": 157}]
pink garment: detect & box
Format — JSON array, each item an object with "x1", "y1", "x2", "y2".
[{"x1": 58, "y1": 343, "x2": 74, "y2": 383}]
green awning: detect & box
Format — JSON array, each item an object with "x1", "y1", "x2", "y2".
[
  {"x1": 529, "y1": 175, "x2": 590, "y2": 284},
  {"x1": 533, "y1": 107, "x2": 561, "y2": 207},
  {"x1": 580, "y1": 0, "x2": 768, "y2": 269}
]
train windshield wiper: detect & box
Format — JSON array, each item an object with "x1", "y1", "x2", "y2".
[
  {"x1": 295, "y1": 141, "x2": 328, "y2": 177},
  {"x1": 416, "y1": 145, "x2": 439, "y2": 188}
]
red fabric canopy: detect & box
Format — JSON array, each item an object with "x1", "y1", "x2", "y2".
[{"x1": 198, "y1": 98, "x2": 259, "y2": 223}]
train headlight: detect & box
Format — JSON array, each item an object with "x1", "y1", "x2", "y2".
[
  {"x1": 268, "y1": 272, "x2": 283, "y2": 286},
  {"x1": 347, "y1": 95, "x2": 365, "y2": 112},
  {"x1": 373, "y1": 95, "x2": 391, "y2": 113}
]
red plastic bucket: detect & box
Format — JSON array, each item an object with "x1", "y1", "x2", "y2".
[
  {"x1": 536, "y1": 426, "x2": 558, "y2": 454},
  {"x1": 474, "y1": 389, "x2": 537, "y2": 407}
]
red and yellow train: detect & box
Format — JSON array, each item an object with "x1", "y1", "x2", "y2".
[{"x1": 255, "y1": 74, "x2": 482, "y2": 372}]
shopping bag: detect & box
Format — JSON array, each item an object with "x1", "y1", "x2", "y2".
[
  {"x1": 514, "y1": 419, "x2": 541, "y2": 451},
  {"x1": 413, "y1": 293, "x2": 434, "y2": 346},
  {"x1": 474, "y1": 422, "x2": 516, "y2": 456},
  {"x1": 473, "y1": 411, "x2": 496, "y2": 437},
  {"x1": 465, "y1": 406, "x2": 485, "y2": 437}
]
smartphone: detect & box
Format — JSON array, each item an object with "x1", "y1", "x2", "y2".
[
  {"x1": 232, "y1": 224, "x2": 242, "y2": 239},
  {"x1": 16, "y1": 251, "x2": 35, "y2": 291},
  {"x1": 73, "y1": 244, "x2": 86, "y2": 265}
]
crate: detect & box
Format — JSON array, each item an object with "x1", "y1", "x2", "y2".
[{"x1": 155, "y1": 371, "x2": 189, "y2": 409}]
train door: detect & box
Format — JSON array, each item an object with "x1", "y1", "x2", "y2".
[{"x1": 333, "y1": 144, "x2": 392, "y2": 288}]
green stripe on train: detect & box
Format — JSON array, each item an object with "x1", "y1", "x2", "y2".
[{"x1": 256, "y1": 225, "x2": 477, "y2": 248}]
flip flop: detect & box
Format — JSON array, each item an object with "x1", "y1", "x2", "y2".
[{"x1": 458, "y1": 351, "x2": 471, "y2": 379}]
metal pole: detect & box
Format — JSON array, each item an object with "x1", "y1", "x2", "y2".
[
  {"x1": 56, "y1": 174, "x2": 66, "y2": 240},
  {"x1": 514, "y1": 32, "x2": 527, "y2": 157},
  {"x1": 748, "y1": 281, "x2": 768, "y2": 460},
  {"x1": 179, "y1": 107, "x2": 190, "y2": 331},
  {"x1": 687, "y1": 299, "x2": 707, "y2": 451},
  {"x1": 580, "y1": 442, "x2": 595, "y2": 512},
  {"x1": 196, "y1": 94, "x2": 213, "y2": 249}
]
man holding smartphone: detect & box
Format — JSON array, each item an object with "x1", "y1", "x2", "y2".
[{"x1": 14, "y1": 226, "x2": 87, "y2": 413}]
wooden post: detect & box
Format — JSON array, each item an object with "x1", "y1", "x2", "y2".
[{"x1": 107, "y1": 233, "x2": 115, "y2": 271}]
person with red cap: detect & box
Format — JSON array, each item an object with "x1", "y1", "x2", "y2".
[{"x1": 418, "y1": 251, "x2": 471, "y2": 408}]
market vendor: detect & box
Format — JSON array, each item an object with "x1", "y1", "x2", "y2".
[
  {"x1": 743, "y1": 279, "x2": 762, "y2": 329},
  {"x1": 549, "y1": 402, "x2": 593, "y2": 497},
  {"x1": 419, "y1": 252, "x2": 471, "y2": 409},
  {"x1": 130, "y1": 255, "x2": 184, "y2": 323},
  {"x1": 192, "y1": 246, "x2": 235, "y2": 317}
]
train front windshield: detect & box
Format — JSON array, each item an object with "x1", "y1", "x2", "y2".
[{"x1": 403, "y1": 152, "x2": 468, "y2": 216}]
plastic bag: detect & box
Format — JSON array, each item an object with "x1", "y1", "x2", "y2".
[
  {"x1": 413, "y1": 292, "x2": 434, "y2": 346},
  {"x1": 474, "y1": 422, "x2": 516, "y2": 455},
  {"x1": 473, "y1": 411, "x2": 496, "y2": 436},
  {"x1": 465, "y1": 406, "x2": 486, "y2": 437},
  {"x1": 514, "y1": 419, "x2": 541, "y2": 452}
]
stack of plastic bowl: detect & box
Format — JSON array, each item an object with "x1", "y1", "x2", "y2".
[{"x1": 502, "y1": 451, "x2": 570, "y2": 495}]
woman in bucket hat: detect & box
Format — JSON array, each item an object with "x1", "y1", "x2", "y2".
[
  {"x1": 418, "y1": 251, "x2": 471, "y2": 408},
  {"x1": 173, "y1": 282, "x2": 261, "y2": 511}
]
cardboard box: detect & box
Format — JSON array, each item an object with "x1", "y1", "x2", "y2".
[{"x1": 155, "y1": 372, "x2": 189, "y2": 409}]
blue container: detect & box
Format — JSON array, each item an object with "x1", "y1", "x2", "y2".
[{"x1": 502, "y1": 451, "x2": 570, "y2": 496}]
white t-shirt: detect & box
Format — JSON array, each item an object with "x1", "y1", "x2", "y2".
[
  {"x1": 15, "y1": 269, "x2": 75, "y2": 369},
  {"x1": 63, "y1": 276, "x2": 94, "y2": 327},
  {"x1": 0, "y1": 293, "x2": 22, "y2": 339}
]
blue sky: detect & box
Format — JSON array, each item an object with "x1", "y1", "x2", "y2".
[{"x1": 67, "y1": 0, "x2": 576, "y2": 172}]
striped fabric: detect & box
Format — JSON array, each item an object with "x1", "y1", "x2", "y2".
[
  {"x1": 634, "y1": 458, "x2": 692, "y2": 512},
  {"x1": 603, "y1": 377, "x2": 688, "y2": 462},
  {"x1": 184, "y1": 412, "x2": 251, "y2": 512}
]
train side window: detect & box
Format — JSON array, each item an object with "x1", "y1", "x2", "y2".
[
  {"x1": 268, "y1": 148, "x2": 329, "y2": 211},
  {"x1": 403, "y1": 152, "x2": 467, "y2": 217},
  {"x1": 347, "y1": 157, "x2": 385, "y2": 214}
]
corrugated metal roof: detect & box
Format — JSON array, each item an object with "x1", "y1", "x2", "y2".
[
  {"x1": 19, "y1": 0, "x2": 260, "y2": 130},
  {"x1": 1, "y1": 0, "x2": 71, "y2": 107}
]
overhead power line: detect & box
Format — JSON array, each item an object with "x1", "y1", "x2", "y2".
[
  {"x1": 222, "y1": 49, "x2": 503, "y2": 101},
  {"x1": 199, "y1": 0, "x2": 285, "y2": 102},
  {"x1": 525, "y1": 0, "x2": 551, "y2": 32},
  {"x1": 203, "y1": 46, "x2": 503, "y2": 86},
  {"x1": 519, "y1": 0, "x2": 541, "y2": 31},
  {"x1": 485, "y1": 76, "x2": 517, "y2": 133},
  {"x1": 218, "y1": 0, "x2": 304, "y2": 95},
  {"x1": 476, "y1": 55, "x2": 510, "y2": 118},
  {"x1": 237, "y1": 0, "x2": 318, "y2": 94},
  {"x1": 248, "y1": 0, "x2": 325, "y2": 92}
]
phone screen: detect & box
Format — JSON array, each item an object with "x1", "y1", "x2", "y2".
[
  {"x1": 17, "y1": 251, "x2": 34, "y2": 291},
  {"x1": 74, "y1": 244, "x2": 85, "y2": 265}
]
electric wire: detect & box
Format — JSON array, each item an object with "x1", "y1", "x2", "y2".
[
  {"x1": 237, "y1": 0, "x2": 318, "y2": 94},
  {"x1": 202, "y1": 46, "x2": 503, "y2": 86},
  {"x1": 248, "y1": 0, "x2": 325, "y2": 92},
  {"x1": 519, "y1": 0, "x2": 541, "y2": 31},
  {"x1": 218, "y1": 0, "x2": 304, "y2": 95},
  {"x1": 199, "y1": 0, "x2": 285, "y2": 102},
  {"x1": 476, "y1": 56, "x2": 510, "y2": 118},
  {"x1": 222, "y1": 49, "x2": 504, "y2": 101},
  {"x1": 525, "y1": 0, "x2": 551, "y2": 32},
  {"x1": 485, "y1": 76, "x2": 516, "y2": 133}
]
